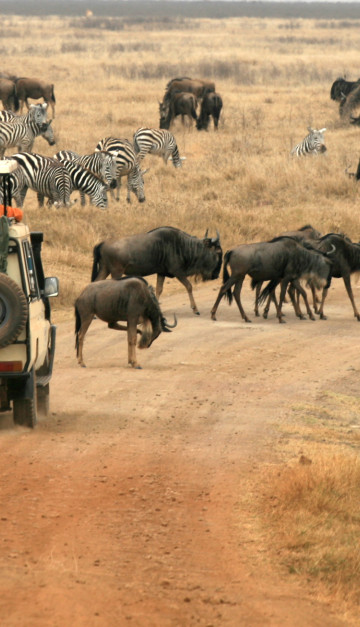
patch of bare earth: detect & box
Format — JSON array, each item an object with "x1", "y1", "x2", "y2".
[{"x1": 0, "y1": 279, "x2": 357, "y2": 626}]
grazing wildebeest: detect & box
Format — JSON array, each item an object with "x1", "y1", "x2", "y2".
[
  {"x1": 0, "y1": 77, "x2": 19, "y2": 112},
  {"x1": 210, "y1": 236, "x2": 333, "y2": 324},
  {"x1": 196, "y1": 92, "x2": 223, "y2": 131},
  {"x1": 330, "y1": 77, "x2": 360, "y2": 102},
  {"x1": 159, "y1": 92, "x2": 198, "y2": 129},
  {"x1": 75, "y1": 276, "x2": 177, "y2": 369},
  {"x1": 91, "y1": 226, "x2": 223, "y2": 315},
  {"x1": 164, "y1": 77, "x2": 215, "y2": 102},
  {"x1": 291, "y1": 128, "x2": 327, "y2": 157},
  {"x1": 313, "y1": 233, "x2": 360, "y2": 320},
  {"x1": 15, "y1": 77, "x2": 56, "y2": 118}
]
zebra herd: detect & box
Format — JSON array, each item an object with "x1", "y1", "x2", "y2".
[{"x1": 0, "y1": 105, "x2": 183, "y2": 209}]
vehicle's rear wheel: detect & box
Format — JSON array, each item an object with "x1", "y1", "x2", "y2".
[
  {"x1": 0, "y1": 273, "x2": 28, "y2": 348},
  {"x1": 37, "y1": 383, "x2": 49, "y2": 417},
  {"x1": 13, "y1": 369, "x2": 37, "y2": 428}
]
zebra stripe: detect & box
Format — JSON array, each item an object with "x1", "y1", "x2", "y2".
[
  {"x1": 11, "y1": 152, "x2": 72, "y2": 208},
  {"x1": 0, "y1": 113, "x2": 54, "y2": 158},
  {"x1": 61, "y1": 160, "x2": 108, "y2": 209},
  {"x1": 133, "y1": 127, "x2": 182, "y2": 168},
  {"x1": 95, "y1": 137, "x2": 146, "y2": 203},
  {"x1": 0, "y1": 103, "x2": 49, "y2": 125},
  {"x1": 0, "y1": 165, "x2": 28, "y2": 207},
  {"x1": 291, "y1": 127, "x2": 327, "y2": 157},
  {"x1": 54, "y1": 149, "x2": 116, "y2": 205}
]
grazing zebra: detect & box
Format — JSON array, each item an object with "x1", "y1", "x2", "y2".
[
  {"x1": 133, "y1": 127, "x2": 182, "y2": 168},
  {"x1": 95, "y1": 137, "x2": 147, "y2": 203},
  {"x1": 60, "y1": 160, "x2": 108, "y2": 209},
  {"x1": 0, "y1": 115, "x2": 54, "y2": 158},
  {"x1": 291, "y1": 127, "x2": 327, "y2": 157},
  {"x1": 11, "y1": 152, "x2": 72, "y2": 208},
  {"x1": 54, "y1": 149, "x2": 117, "y2": 205}
]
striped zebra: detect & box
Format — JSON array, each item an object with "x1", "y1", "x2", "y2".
[
  {"x1": 11, "y1": 152, "x2": 72, "y2": 208},
  {"x1": 0, "y1": 102, "x2": 48, "y2": 124},
  {"x1": 95, "y1": 137, "x2": 147, "y2": 203},
  {"x1": 0, "y1": 112, "x2": 54, "y2": 158},
  {"x1": 54, "y1": 149, "x2": 117, "y2": 205},
  {"x1": 0, "y1": 164, "x2": 28, "y2": 207},
  {"x1": 291, "y1": 127, "x2": 327, "y2": 157},
  {"x1": 133, "y1": 127, "x2": 182, "y2": 168},
  {"x1": 60, "y1": 160, "x2": 108, "y2": 209}
]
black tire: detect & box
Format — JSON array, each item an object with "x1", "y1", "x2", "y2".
[
  {"x1": 37, "y1": 383, "x2": 49, "y2": 417},
  {"x1": 0, "y1": 273, "x2": 28, "y2": 348},
  {"x1": 13, "y1": 370, "x2": 37, "y2": 428}
]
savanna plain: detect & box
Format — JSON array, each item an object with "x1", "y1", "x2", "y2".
[{"x1": 0, "y1": 11, "x2": 360, "y2": 627}]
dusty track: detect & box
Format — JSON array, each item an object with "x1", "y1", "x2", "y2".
[{"x1": 0, "y1": 278, "x2": 357, "y2": 626}]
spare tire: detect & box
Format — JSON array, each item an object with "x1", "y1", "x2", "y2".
[{"x1": 0, "y1": 273, "x2": 28, "y2": 348}]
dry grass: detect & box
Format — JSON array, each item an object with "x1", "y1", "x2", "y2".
[{"x1": 3, "y1": 13, "x2": 360, "y2": 612}]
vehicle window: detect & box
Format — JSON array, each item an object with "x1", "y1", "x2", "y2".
[{"x1": 23, "y1": 241, "x2": 40, "y2": 298}]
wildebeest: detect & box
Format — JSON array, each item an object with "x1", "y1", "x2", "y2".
[
  {"x1": 210, "y1": 236, "x2": 333, "y2": 324},
  {"x1": 164, "y1": 77, "x2": 215, "y2": 102},
  {"x1": 91, "y1": 226, "x2": 223, "y2": 315},
  {"x1": 340, "y1": 83, "x2": 360, "y2": 121},
  {"x1": 0, "y1": 77, "x2": 19, "y2": 112},
  {"x1": 15, "y1": 77, "x2": 56, "y2": 118},
  {"x1": 196, "y1": 92, "x2": 223, "y2": 131},
  {"x1": 313, "y1": 233, "x2": 360, "y2": 320},
  {"x1": 75, "y1": 276, "x2": 177, "y2": 369},
  {"x1": 330, "y1": 77, "x2": 360, "y2": 102},
  {"x1": 159, "y1": 92, "x2": 198, "y2": 129}
]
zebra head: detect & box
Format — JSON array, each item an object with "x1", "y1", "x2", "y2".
[{"x1": 40, "y1": 120, "x2": 56, "y2": 146}]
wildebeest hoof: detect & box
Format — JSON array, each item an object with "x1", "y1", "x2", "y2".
[
  {"x1": 193, "y1": 310, "x2": 200, "y2": 316},
  {"x1": 320, "y1": 314, "x2": 327, "y2": 320}
]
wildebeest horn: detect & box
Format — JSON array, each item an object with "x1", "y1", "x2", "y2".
[
  {"x1": 162, "y1": 314, "x2": 177, "y2": 331},
  {"x1": 211, "y1": 229, "x2": 220, "y2": 243},
  {"x1": 326, "y1": 244, "x2": 336, "y2": 255}
]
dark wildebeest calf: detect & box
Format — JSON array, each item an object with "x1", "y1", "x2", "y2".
[
  {"x1": 92, "y1": 226, "x2": 222, "y2": 315},
  {"x1": 15, "y1": 77, "x2": 56, "y2": 117},
  {"x1": 210, "y1": 236, "x2": 333, "y2": 324},
  {"x1": 75, "y1": 277, "x2": 177, "y2": 369},
  {"x1": 0, "y1": 77, "x2": 19, "y2": 112},
  {"x1": 159, "y1": 92, "x2": 198, "y2": 129},
  {"x1": 196, "y1": 92, "x2": 223, "y2": 131}
]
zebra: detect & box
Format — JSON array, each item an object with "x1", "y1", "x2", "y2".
[
  {"x1": 95, "y1": 137, "x2": 147, "y2": 203},
  {"x1": 54, "y1": 149, "x2": 117, "y2": 205},
  {"x1": 11, "y1": 152, "x2": 72, "y2": 208},
  {"x1": 291, "y1": 127, "x2": 327, "y2": 157},
  {"x1": 60, "y1": 160, "x2": 108, "y2": 209},
  {"x1": 133, "y1": 127, "x2": 182, "y2": 168},
  {"x1": 0, "y1": 114, "x2": 55, "y2": 158},
  {"x1": 0, "y1": 102, "x2": 49, "y2": 124},
  {"x1": 0, "y1": 164, "x2": 28, "y2": 207}
]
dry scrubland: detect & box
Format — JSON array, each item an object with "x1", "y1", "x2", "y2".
[{"x1": 2, "y1": 13, "x2": 360, "y2": 616}]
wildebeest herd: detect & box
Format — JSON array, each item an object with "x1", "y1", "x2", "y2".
[{"x1": 1, "y1": 72, "x2": 360, "y2": 369}]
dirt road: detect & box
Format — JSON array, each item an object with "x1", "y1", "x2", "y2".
[{"x1": 0, "y1": 278, "x2": 357, "y2": 626}]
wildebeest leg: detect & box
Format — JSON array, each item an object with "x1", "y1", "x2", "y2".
[
  {"x1": 233, "y1": 278, "x2": 251, "y2": 322},
  {"x1": 127, "y1": 319, "x2": 141, "y2": 368},
  {"x1": 317, "y1": 287, "x2": 328, "y2": 320},
  {"x1": 176, "y1": 276, "x2": 200, "y2": 315},
  {"x1": 342, "y1": 274, "x2": 360, "y2": 320},
  {"x1": 290, "y1": 281, "x2": 315, "y2": 320},
  {"x1": 210, "y1": 276, "x2": 237, "y2": 321},
  {"x1": 76, "y1": 315, "x2": 94, "y2": 367},
  {"x1": 156, "y1": 275, "x2": 165, "y2": 300},
  {"x1": 254, "y1": 283, "x2": 262, "y2": 316},
  {"x1": 276, "y1": 280, "x2": 289, "y2": 323},
  {"x1": 264, "y1": 291, "x2": 278, "y2": 319}
]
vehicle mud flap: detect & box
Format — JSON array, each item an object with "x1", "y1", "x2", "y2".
[
  {"x1": 36, "y1": 324, "x2": 56, "y2": 386},
  {"x1": 11, "y1": 368, "x2": 37, "y2": 428}
]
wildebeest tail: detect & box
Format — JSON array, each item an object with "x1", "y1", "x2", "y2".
[
  {"x1": 75, "y1": 305, "x2": 81, "y2": 356},
  {"x1": 258, "y1": 279, "x2": 279, "y2": 305},
  {"x1": 12, "y1": 89, "x2": 19, "y2": 112},
  {"x1": 91, "y1": 242, "x2": 103, "y2": 281},
  {"x1": 51, "y1": 84, "x2": 56, "y2": 103},
  {"x1": 222, "y1": 250, "x2": 233, "y2": 305}
]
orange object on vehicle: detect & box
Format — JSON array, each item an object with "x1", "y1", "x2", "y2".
[{"x1": 0, "y1": 206, "x2": 23, "y2": 222}]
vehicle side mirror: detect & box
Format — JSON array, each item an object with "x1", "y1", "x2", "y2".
[{"x1": 44, "y1": 277, "x2": 59, "y2": 297}]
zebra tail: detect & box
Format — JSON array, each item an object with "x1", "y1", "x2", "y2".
[
  {"x1": 91, "y1": 242, "x2": 103, "y2": 281},
  {"x1": 133, "y1": 136, "x2": 140, "y2": 154},
  {"x1": 223, "y1": 250, "x2": 233, "y2": 305},
  {"x1": 257, "y1": 279, "x2": 279, "y2": 306}
]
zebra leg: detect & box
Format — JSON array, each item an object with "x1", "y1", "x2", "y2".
[
  {"x1": 80, "y1": 190, "x2": 86, "y2": 206},
  {"x1": 37, "y1": 192, "x2": 45, "y2": 208}
]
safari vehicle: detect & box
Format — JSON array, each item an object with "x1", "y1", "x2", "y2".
[{"x1": 0, "y1": 159, "x2": 59, "y2": 428}]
